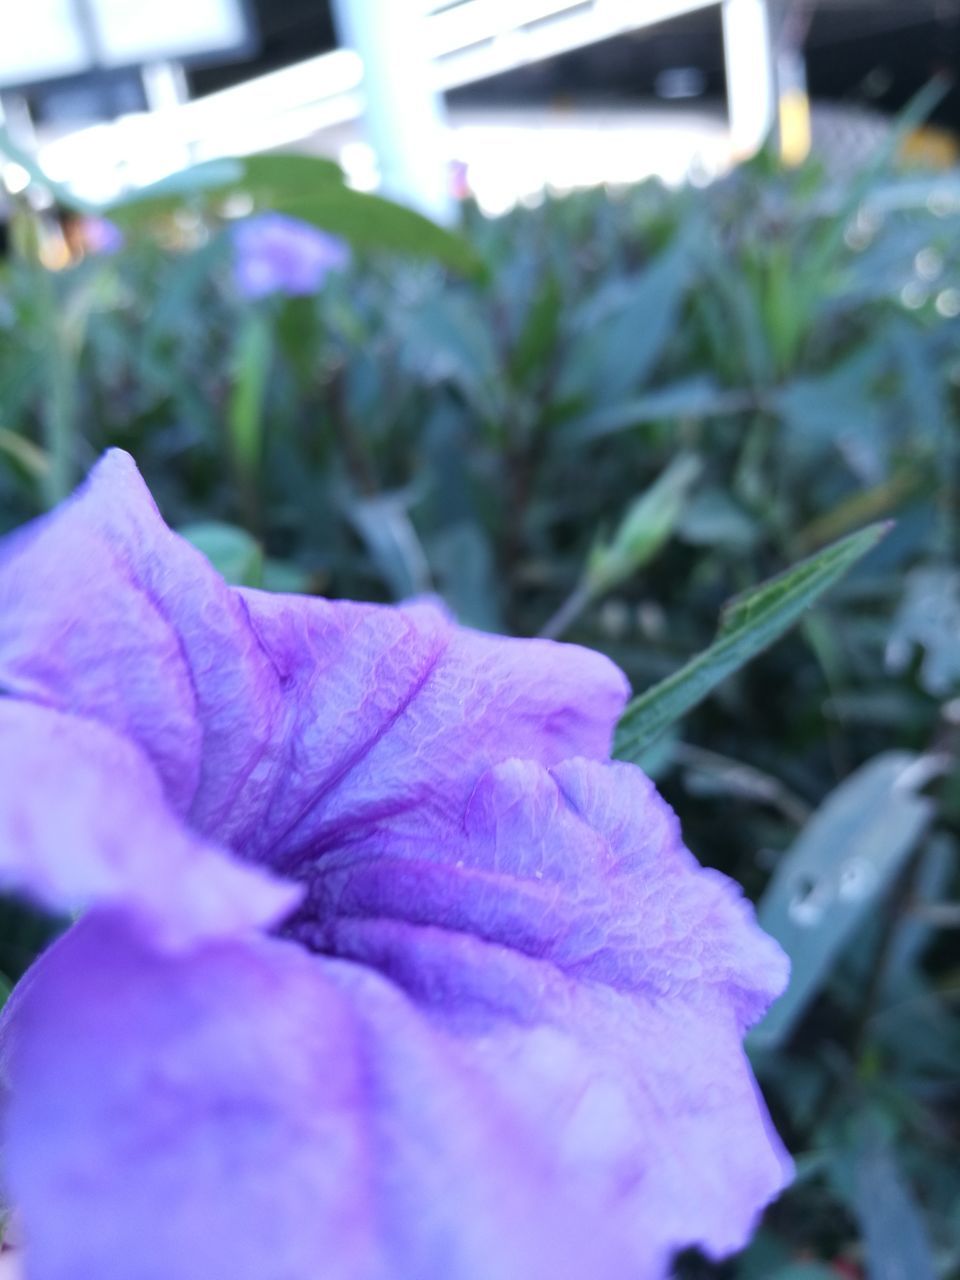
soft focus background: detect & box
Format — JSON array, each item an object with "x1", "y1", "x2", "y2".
[{"x1": 2, "y1": 3, "x2": 960, "y2": 1278}]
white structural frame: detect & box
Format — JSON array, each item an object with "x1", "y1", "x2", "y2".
[
  {"x1": 721, "y1": 0, "x2": 777, "y2": 158},
  {"x1": 330, "y1": 0, "x2": 454, "y2": 223},
  {"x1": 27, "y1": 0, "x2": 776, "y2": 206}
]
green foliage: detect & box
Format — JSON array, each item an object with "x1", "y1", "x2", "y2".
[
  {"x1": 752, "y1": 751, "x2": 934, "y2": 1052},
  {"x1": 2, "y1": 140, "x2": 960, "y2": 1278},
  {"x1": 109, "y1": 152, "x2": 485, "y2": 277},
  {"x1": 179, "y1": 521, "x2": 264, "y2": 587},
  {"x1": 614, "y1": 524, "x2": 889, "y2": 762}
]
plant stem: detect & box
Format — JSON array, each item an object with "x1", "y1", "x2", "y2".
[{"x1": 539, "y1": 581, "x2": 593, "y2": 641}]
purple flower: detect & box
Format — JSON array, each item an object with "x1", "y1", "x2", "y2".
[
  {"x1": 0, "y1": 452, "x2": 790, "y2": 1280},
  {"x1": 230, "y1": 212, "x2": 349, "y2": 298},
  {"x1": 81, "y1": 216, "x2": 124, "y2": 256}
]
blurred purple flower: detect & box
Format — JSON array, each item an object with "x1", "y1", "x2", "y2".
[
  {"x1": 81, "y1": 216, "x2": 124, "y2": 256},
  {"x1": 231, "y1": 212, "x2": 349, "y2": 298},
  {"x1": 0, "y1": 452, "x2": 790, "y2": 1280}
]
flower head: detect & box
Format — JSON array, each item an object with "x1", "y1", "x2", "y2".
[
  {"x1": 81, "y1": 216, "x2": 124, "y2": 256},
  {"x1": 0, "y1": 452, "x2": 791, "y2": 1279},
  {"x1": 230, "y1": 212, "x2": 349, "y2": 298}
]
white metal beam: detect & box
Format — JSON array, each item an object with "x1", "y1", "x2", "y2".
[
  {"x1": 331, "y1": 0, "x2": 454, "y2": 223},
  {"x1": 38, "y1": 0, "x2": 734, "y2": 202},
  {"x1": 721, "y1": 0, "x2": 776, "y2": 158}
]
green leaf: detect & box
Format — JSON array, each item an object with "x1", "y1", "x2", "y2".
[
  {"x1": 428, "y1": 521, "x2": 504, "y2": 633},
  {"x1": 179, "y1": 522, "x2": 264, "y2": 587},
  {"x1": 563, "y1": 377, "x2": 752, "y2": 442},
  {"x1": 586, "y1": 454, "x2": 701, "y2": 595},
  {"x1": 109, "y1": 152, "x2": 484, "y2": 278},
  {"x1": 509, "y1": 273, "x2": 563, "y2": 388},
  {"x1": 398, "y1": 293, "x2": 505, "y2": 420},
  {"x1": 557, "y1": 236, "x2": 695, "y2": 406},
  {"x1": 542, "y1": 455, "x2": 701, "y2": 641},
  {"x1": 106, "y1": 154, "x2": 342, "y2": 225},
  {"x1": 261, "y1": 559, "x2": 313, "y2": 595},
  {"x1": 848, "y1": 1118, "x2": 938, "y2": 1280},
  {"x1": 227, "y1": 152, "x2": 345, "y2": 196},
  {"x1": 276, "y1": 183, "x2": 484, "y2": 278},
  {"x1": 229, "y1": 311, "x2": 272, "y2": 478},
  {"x1": 343, "y1": 492, "x2": 432, "y2": 601},
  {"x1": 0, "y1": 427, "x2": 48, "y2": 482},
  {"x1": 678, "y1": 488, "x2": 759, "y2": 552},
  {"x1": 613, "y1": 523, "x2": 889, "y2": 761},
  {"x1": 751, "y1": 752, "x2": 933, "y2": 1052},
  {"x1": 887, "y1": 565, "x2": 960, "y2": 697}
]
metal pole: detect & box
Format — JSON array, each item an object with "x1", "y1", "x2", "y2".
[
  {"x1": 721, "y1": 0, "x2": 777, "y2": 160},
  {"x1": 330, "y1": 0, "x2": 454, "y2": 225}
]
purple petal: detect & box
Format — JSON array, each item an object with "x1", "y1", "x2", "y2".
[
  {"x1": 0, "y1": 451, "x2": 628, "y2": 868},
  {"x1": 2, "y1": 915, "x2": 633, "y2": 1280},
  {"x1": 231, "y1": 213, "x2": 349, "y2": 298},
  {"x1": 0, "y1": 701, "x2": 298, "y2": 945},
  {"x1": 0, "y1": 453, "x2": 790, "y2": 1276},
  {"x1": 230, "y1": 589, "x2": 629, "y2": 868},
  {"x1": 290, "y1": 755, "x2": 791, "y2": 1263},
  {"x1": 81, "y1": 217, "x2": 124, "y2": 256},
  {"x1": 295, "y1": 758, "x2": 786, "y2": 1026}
]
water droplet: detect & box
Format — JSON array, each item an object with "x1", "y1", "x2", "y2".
[
  {"x1": 915, "y1": 247, "x2": 943, "y2": 280},
  {"x1": 788, "y1": 874, "x2": 830, "y2": 926},
  {"x1": 837, "y1": 857, "x2": 876, "y2": 900}
]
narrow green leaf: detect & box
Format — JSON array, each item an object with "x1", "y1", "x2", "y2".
[
  {"x1": 849, "y1": 1119, "x2": 938, "y2": 1280},
  {"x1": 229, "y1": 311, "x2": 272, "y2": 479},
  {"x1": 614, "y1": 523, "x2": 889, "y2": 760},
  {"x1": 510, "y1": 274, "x2": 562, "y2": 388},
  {"x1": 0, "y1": 427, "x2": 48, "y2": 482},
  {"x1": 751, "y1": 752, "x2": 933, "y2": 1052},
  {"x1": 586, "y1": 454, "x2": 701, "y2": 595},
  {"x1": 541, "y1": 455, "x2": 700, "y2": 642},
  {"x1": 343, "y1": 492, "x2": 432, "y2": 601},
  {"x1": 563, "y1": 377, "x2": 752, "y2": 442}
]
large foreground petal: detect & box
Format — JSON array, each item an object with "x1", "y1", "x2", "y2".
[{"x1": 2, "y1": 916, "x2": 632, "y2": 1280}]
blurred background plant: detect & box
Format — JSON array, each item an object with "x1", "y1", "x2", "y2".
[{"x1": 1, "y1": 117, "x2": 960, "y2": 1280}]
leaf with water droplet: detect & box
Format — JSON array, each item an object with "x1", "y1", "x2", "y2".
[{"x1": 750, "y1": 752, "x2": 933, "y2": 1052}]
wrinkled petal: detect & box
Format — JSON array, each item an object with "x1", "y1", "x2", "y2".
[
  {"x1": 231, "y1": 589, "x2": 629, "y2": 868},
  {"x1": 0, "y1": 451, "x2": 628, "y2": 866},
  {"x1": 291, "y1": 756, "x2": 791, "y2": 1263},
  {"x1": 2, "y1": 916, "x2": 632, "y2": 1280},
  {"x1": 0, "y1": 702, "x2": 297, "y2": 945},
  {"x1": 0, "y1": 453, "x2": 790, "y2": 1278}
]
